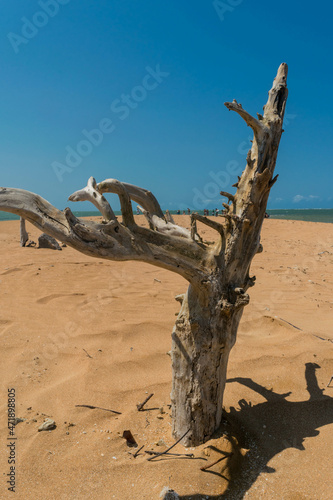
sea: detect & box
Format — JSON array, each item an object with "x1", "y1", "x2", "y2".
[{"x1": 0, "y1": 209, "x2": 332, "y2": 224}]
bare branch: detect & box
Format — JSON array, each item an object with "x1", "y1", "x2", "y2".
[
  {"x1": 191, "y1": 213, "x2": 225, "y2": 235},
  {"x1": 0, "y1": 187, "x2": 209, "y2": 283},
  {"x1": 0, "y1": 187, "x2": 70, "y2": 242},
  {"x1": 68, "y1": 176, "x2": 116, "y2": 222},
  {"x1": 224, "y1": 99, "x2": 268, "y2": 138},
  {"x1": 138, "y1": 205, "x2": 192, "y2": 239},
  {"x1": 98, "y1": 179, "x2": 165, "y2": 220},
  {"x1": 97, "y1": 179, "x2": 135, "y2": 227},
  {"x1": 220, "y1": 191, "x2": 235, "y2": 203}
]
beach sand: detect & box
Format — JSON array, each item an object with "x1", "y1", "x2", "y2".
[{"x1": 0, "y1": 215, "x2": 332, "y2": 499}]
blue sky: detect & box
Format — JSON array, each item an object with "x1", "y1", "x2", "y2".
[{"x1": 0, "y1": 0, "x2": 332, "y2": 212}]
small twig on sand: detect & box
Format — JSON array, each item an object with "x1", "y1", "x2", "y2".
[
  {"x1": 133, "y1": 445, "x2": 144, "y2": 458},
  {"x1": 137, "y1": 393, "x2": 154, "y2": 411},
  {"x1": 83, "y1": 348, "x2": 93, "y2": 358},
  {"x1": 75, "y1": 404, "x2": 121, "y2": 414},
  {"x1": 147, "y1": 429, "x2": 190, "y2": 461},
  {"x1": 313, "y1": 335, "x2": 333, "y2": 343},
  {"x1": 278, "y1": 317, "x2": 302, "y2": 331},
  {"x1": 200, "y1": 453, "x2": 233, "y2": 471},
  {"x1": 145, "y1": 451, "x2": 194, "y2": 457},
  {"x1": 327, "y1": 376, "x2": 333, "y2": 388}
]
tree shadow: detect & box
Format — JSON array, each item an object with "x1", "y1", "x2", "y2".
[
  {"x1": 177, "y1": 362, "x2": 333, "y2": 499},
  {"x1": 221, "y1": 362, "x2": 333, "y2": 498}
]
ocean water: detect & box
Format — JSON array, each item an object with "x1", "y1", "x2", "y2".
[
  {"x1": 0, "y1": 208, "x2": 332, "y2": 223},
  {"x1": 0, "y1": 210, "x2": 121, "y2": 222},
  {"x1": 266, "y1": 209, "x2": 333, "y2": 224}
]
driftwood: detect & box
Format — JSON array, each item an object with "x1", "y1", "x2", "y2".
[
  {"x1": 147, "y1": 429, "x2": 190, "y2": 461},
  {"x1": 0, "y1": 64, "x2": 288, "y2": 446},
  {"x1": 137, "y1": 393, "x2": 154, "y2": 411},
  {"x1": 75, "y1": 404, "x2": 121, "y2": 414},
  {"x1": 145, "y1": 451, "x2": 194, "y2": 457},
  {"x1": 20, "y1": 217, "x2": 29, "y2": 247}
]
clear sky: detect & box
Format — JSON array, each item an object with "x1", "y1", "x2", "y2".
[{"x1": 1, "y1": 0, "x2": 332, "y2": 212}]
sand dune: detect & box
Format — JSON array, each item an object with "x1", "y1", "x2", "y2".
[{"x1": 0, "y1": 216, "x2": 332, "y2": 499}]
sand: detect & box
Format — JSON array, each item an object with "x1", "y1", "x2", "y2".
[{"x1": 0, "y1": 215, "x2": 332, "y2": 499}]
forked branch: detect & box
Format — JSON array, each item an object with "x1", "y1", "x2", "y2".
[
  {"x1": 0, "y1": 64, "x2": 288, "y2": 290},
  {"x1": 98, "y1": 179, "x2": 166, "y2": 219},
  {"x1": 68, "y1": 176, "x2": 116, "y2": 222},
  {"x1": 0, "y1": 184, "x2": 210, "y2": 284}
]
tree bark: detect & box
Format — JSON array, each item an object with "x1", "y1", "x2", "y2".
[
  {"x1": 0, "y1": 64, "x2": 288, "y2": 446},
  {"x1": 172, "y1": 63, "x2": 289, "y2": 445},
  {"x1": 20, "y1": 217, "x2": 29, "y2": 247},
  {"x1": 171, "y1": 284, "x2": 244, "y2": 446}
]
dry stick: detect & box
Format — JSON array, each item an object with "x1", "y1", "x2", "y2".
[
  {"x1": 200, "y1": 453, "x2": 233, "y2": 471},
  {"x1": 137, "y1": 393, "x2": 154, "y2": 411},
  {"x1": 327, "y1": 376, "x2": 333, "y2": 388},
  {"x1": 145, "y1": 451, "x2": 194, "y2": 457},
  {"x1": 75, "y1": 404, "x2": 122, "y2": 415},
  {"x1": 278, "y1": 317, "x2": 302, "y2": 331},
  {"x1": 147, "y1": 429, "x2": 190, "y2": 461},
  {"x1": 133, "y1": 445, "x2": 145, "y2": 458},
  {"x1": 83, "y1": 348, "x2": 93, "y2": 358},
  {"x1": 313, "y1": 334, "x2": 333, "y2": 343}
]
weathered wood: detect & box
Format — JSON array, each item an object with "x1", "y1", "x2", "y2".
[
  {"x1": 171, "y1": 63, "x2": 288, "y2": 445},
  {"x1": 147, "y1": 429, "x2": 190, "y2": 461},
  {"x1": 137, "y1": 393, "x2": 154, "y2": 411},
  {"x1": 68, "y1": 176, "x2": 116, "y2": 222},
  {"x1": 20, "y1": 217, "x2": 29, "y2": 247},
  {"x1": 0, "y1": 64, "x2": 288, "y2": 447},
  {"x1": 137, "y1": 204, "x2": 193, "y2": 239}
]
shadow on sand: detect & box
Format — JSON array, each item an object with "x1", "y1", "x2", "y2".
[{"x1": 177, "y1": 362, "x2": 333, "y2": 499}]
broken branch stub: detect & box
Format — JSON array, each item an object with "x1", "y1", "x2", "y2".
[{"x1": 0, "y1": 64, "x2": 288, "y2": 447}]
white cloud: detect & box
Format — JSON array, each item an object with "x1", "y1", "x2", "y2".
[
  {"x1": 293, "y1": 194, "x2": 319, "y2": 203},
  {"x1": 293, "y1": 195, "x2": 305, "y2": 203}
]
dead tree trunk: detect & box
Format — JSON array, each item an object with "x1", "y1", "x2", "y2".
[{"x1": 0, "y1": 64, "x2": 288, "y2": 446}]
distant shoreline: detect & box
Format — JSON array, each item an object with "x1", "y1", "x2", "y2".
[{"x1": 0, "y1": 208, "x2": 332, "y2": 224}]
